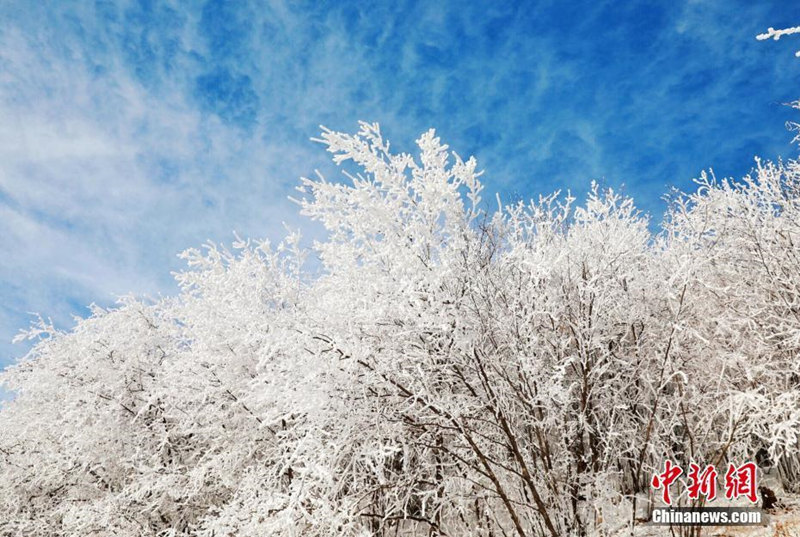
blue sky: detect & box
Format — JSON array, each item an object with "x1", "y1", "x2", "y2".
[{"x1": 1, "y1": 0, "x2": 800, "y2": 373}]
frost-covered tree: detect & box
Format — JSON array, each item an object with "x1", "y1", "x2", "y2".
[
  {"x1": 1, "y1": 121, "x2": 800, "y2": 536},
  {"x1": 757, "y1": 25, "x2": 800, "y2": 57}
]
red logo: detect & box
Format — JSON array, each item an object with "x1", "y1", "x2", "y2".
[
  {"x1": 652, "y1": 460, "x2": 683, "y2": 505},
  {"x1": 724, "y1": 462, "x2": 758, "y2": 503},
  {"x1": 652, "y1": 461, "x2": 757, "y2": 505},
  {"x1": 687, "y1": 463, "x2": 718, "y2": 501}
]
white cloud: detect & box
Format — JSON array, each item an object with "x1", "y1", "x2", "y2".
[{"x1": 0, "y1": 19, "x2": 316, "y2": 368}]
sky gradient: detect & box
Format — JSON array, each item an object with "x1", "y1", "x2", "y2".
[{"x1": 2, "y1": 0, "x2": 800, "y2": 372}]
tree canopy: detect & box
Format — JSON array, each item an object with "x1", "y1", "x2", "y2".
[{"x1": 2, "y1": 122, "x2": 800, "y2": 536}]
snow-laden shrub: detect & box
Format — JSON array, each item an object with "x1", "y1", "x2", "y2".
[{"x1": 1, "y1": 123, "x2": 799, "y2": 536}]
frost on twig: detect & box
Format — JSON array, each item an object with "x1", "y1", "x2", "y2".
[
  {"x1": 2, "y1": 124, "x2": 800, "y2": 536},
  {"x1": 756, "y1": 26, "x2": 800, "y2": 57}
]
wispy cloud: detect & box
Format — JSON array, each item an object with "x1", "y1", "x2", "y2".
[{"x1": 1, "y1": 0, "x2": 800, "y2": 373}]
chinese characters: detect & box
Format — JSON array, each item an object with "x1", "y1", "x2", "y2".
[{"x1": 652, "y1": 461, "x2": 757, "y2": 505}]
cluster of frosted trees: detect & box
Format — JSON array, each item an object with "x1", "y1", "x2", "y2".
[{"x1": 1, "y1": 123, "x2": 800, "y2": 536}]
